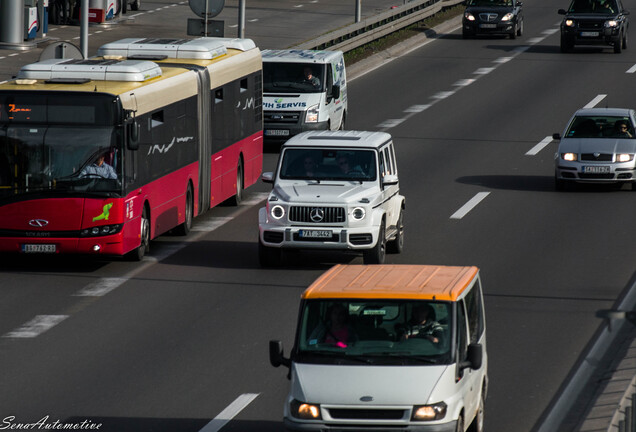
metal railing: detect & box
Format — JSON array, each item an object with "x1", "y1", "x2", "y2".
[{"x1": 292, "y1": 0, "x2": 465, "y2": 52}]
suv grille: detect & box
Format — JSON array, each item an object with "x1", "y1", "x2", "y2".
[
  {"x1": 264, "y1": 111, "x2": 301, "y2": 124},
  {"x1": 576, "y1": 20, "x2": 604, "y2": 30},
  {"x1": 289, "y1": 206, "x2": 345, "y2": 223}
]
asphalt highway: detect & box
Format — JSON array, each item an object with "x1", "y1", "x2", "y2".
[{"x1": 1, "y1": 1, "x2": 636, "y2": 431}]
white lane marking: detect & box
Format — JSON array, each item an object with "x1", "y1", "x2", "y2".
[
  {"x1": 493, "y1": 57, "x2": 513, "y2": 64},
  {"x1": 74, "y1": 277, "x2": 127, "y2": 297},
  {"x1": 526, "y1": 136, "x2": 554, "y2": 156},
  {"x1": 512, "y1": 46, "x2": 530, "y2": 53},
  {"x1": 377, "y1": 119, "x2": 406, "y2": 129},
  {"x1": 453, "y1": 78, "x2": 475, "y2": 86},
  {"x1": 228, "y1": 24, "x2": 238, "y2": 28},
  {"x1": 191, "y1": 217, "x2": 234, "y2": 232},
  {"x1": 240, "y1": 192, "x2": 269, "y2": 206},
  {"x1": 431, "y1": 91, "x2": 455, "y2": 100},
  {"x1": 584, "y1": 94, "x2": 606, "y2": 108},
  {"x1": 9, "y1": 53, "x2": 19, "y2": 57},
  {"x1": 473, "y1": 67, "x2": 495, "y2": 75},
  {"x1": 293, "y1": 4, "x2": 304, "y2": 7},
  {"x1": 404, "y1": 105, "x2": 430, "y2": 113},
  {"x1": 248, "y1": 19, "x2": 259, "y2": 22},
  {"x1": 450, "y1": 192, "x2": 490, "y2": 219},
  {"x1": 4, "y1": 315, "x2": 68, "y2": 338},
  {"x1": 527, "y1": 37, "x2": 543, "y2": 44},
  {"x1": 542, "y1": 28, "x2": 559, "y2": 35},
  {"x1": 199, "y1": 393, "x2": 260, "y2": 432},
  {"x1": 627, "y1": 64, "x2": 636, "y2": 73}
]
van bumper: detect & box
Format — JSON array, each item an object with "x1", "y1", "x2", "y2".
[
  {"x1": 284, "y1": 418, "x2": 457, "y2": 432},
  {"x1": 263, "y1": 120, "x2": 329, "y2": 142}
]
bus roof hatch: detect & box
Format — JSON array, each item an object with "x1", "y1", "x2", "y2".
[
  {"x1": 17, "y1": 58, "x2": 163, "y2": 82},
  {"x1": 97, "y1": 37, "x2": 234, "y2": 60}
]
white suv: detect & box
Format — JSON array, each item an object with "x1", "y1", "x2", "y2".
[{"x1": 258, "y1": 131, "x2": 405, "y2": 266}]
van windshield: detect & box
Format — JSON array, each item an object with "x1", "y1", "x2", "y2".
[
  {"x1": 296, "y1": 299, "x2": 453, "y2": 365},
  {"x1": 263, "y1": 63, "x2": 325, "y2": 93}
]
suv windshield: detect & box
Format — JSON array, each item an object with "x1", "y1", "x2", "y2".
[
  {"x1": 567, "y1": 0, "x2": 618, "y2": 13},
  {"x1": 279, "y1": 148, "x2": 377, "y2": 181},
  {"x1": 296, "y1": 299, "x2": 453, "y2": 365},
  {"x1": 263, "y1": 63, "x2": 326, "y2": 93},
  {"x1": 467, "y1": 0, "x2": 513, "y2": 6},
  {"x1": 565, "y1": 115, "x2": 634, "y2": 138}
]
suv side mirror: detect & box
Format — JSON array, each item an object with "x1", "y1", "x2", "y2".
[
  {"x1": 460, "y1": 343, "x2": 483, "y2": 371},
  {"x1": 383, "y1": 174, "x2": 399, "y2": 187},
  {"x1": 269, "y1": 340, "x2": 291, "y2": 368},
  {"x1": 261, "y1": 172, "x2": 274, "y2": 184},
  {"x1": 558, "y1": 8, "x2": 567, "y2": 14},
  {"x1": 553, "y1": 133, "x2": 561, "y2": 140}
]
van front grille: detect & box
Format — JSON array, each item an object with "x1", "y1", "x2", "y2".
[{"x1": 327, "y1": 408, "x2": 406, "y2": 420}]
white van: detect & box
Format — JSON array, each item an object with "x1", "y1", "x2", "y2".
[
  {"x1": 262, "y1": 49, "x2": 347, "y2": 143},
  {"x1": 270, "y1": 264, "x2": 488, "y2": 432}
]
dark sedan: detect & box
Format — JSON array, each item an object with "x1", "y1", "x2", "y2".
[
  {"x1": 559, "y1": 0, "x2": 629, "y2": 53},
  {"x1": 462, "y1": 0, "x2": 524, "y2": 39}
]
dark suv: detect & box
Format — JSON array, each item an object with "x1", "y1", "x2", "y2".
[
  {"x1": 559, "y1": 0, "x2": 629, "y2": 53},
  {"x1": 462, "y1": 0, "x2": 524, "y2": 39}
]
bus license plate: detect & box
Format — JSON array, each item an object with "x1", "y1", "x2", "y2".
[
  {"x1": 22, "y1": 244, "x2": 56, "y2": 253},
  {"x1": 299, "y1": 230, "x2": 332, "y2": 239},
  {"x1": 583, "y1": 166, "x2": 610, "y2": 173},
  {"x1": 265, "y1": 129, "x2": 290, "y2": 136}
]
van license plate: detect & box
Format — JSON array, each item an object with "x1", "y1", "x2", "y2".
[
  {"x1": 265, "y1": 129, "x2": 290, "y2": 136},
  {"x1": 580, "y1": 31, "x2": 599, "y2": 37},
  {"x1": 22, "y1": 244, "x2": 56, "y2": 253},
  {"x1": 299, "y1": 230, "x2": 332, "y2": 239},
  {"x1": 583, "y1": 166, "x2": 610, "y2": 173}
]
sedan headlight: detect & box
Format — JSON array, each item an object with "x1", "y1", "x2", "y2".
[
  {"x1": 605, "y1": 20, "x2": 618, "y2": 27},
  {"x1": 501, "y1": 12, "x2": 514, "y2": 21},
  {"x1": 561, "y1": 152, "x2": 578, "y2": 161},
  {"x1": 305, "y1": 104, "x2": 319, "y2": 123},
  {"x1": 270, "y1": 204, "x2": 285, "y2": 220},
  {"x1": 565, "y1": 19, "x2": 575, "y2": 27},
  {"x1": 412, "y1": 402, "x2": 447, "y2": 421},
  {"x1": 617, "y1": 153, "x2": 634, "y2": 162},
  {"x1": 290, "y1": 400, "x2": 322, "y2": 420},
  {"x1": 464, "y1": 12, "x2": 475, "y2": 21}
]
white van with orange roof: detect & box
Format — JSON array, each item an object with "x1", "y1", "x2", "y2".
[{"x1": 270, "y1": 264, "x2": 487, "y2": 432}]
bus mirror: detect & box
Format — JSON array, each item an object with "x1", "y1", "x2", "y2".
[{"x1": 127, "y1": 119, "x2": 140, "y2": 150}]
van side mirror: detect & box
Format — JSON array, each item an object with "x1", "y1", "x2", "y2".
[
  {"x1": 552, "y1": 133, "x2": 561, "y2": 140},
  {"x1": 332, "y1": 84, "x2": 340, "y2": 99},
  {"x1": 269, "y1": 340, "x2": 291, "y2": 368},
  {"x1": 261, "y1": 172, "x2": 274, "y2": 184},
  {"x1": 460, "y1": 343, "x2": 483, "y2": 371},
  {"x1": 127, "y1": 118, "x2": 140, "y2": 151}
]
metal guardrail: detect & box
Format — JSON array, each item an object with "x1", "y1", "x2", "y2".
[{"x1": 292, "y1": 0, "x2": 464, "y2": 52}]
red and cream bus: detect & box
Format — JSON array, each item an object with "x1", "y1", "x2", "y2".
[{"x1": 0, "y1": 37, "x2": 263, "y2": 260}]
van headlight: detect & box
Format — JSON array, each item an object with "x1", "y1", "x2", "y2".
[
  {"x1": 270, "y1": 204, "x2": 285, "y2": 220},
  {"x1": 412, "y1": 402, "x2": 447, "y2": 421},
  {"x1": 351, "y1": 207, "x2": 366, "y2": 221},
  {"x1": 305, "y1": 104, "x2": 319, "y2": 123},
  {"x1": 290, "y1": 400, "x2": 322, "y2": 420}
]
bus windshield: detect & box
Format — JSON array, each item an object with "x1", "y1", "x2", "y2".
[
  {"x1": 295, "y1": 299, "x2": 453, "y2": 366},
  {"x1": 263, "y1": 62, "x2": 326, "y2": 93},
  {"x1": 0, "y1": 125, "x2": 122, "y2": 197}
]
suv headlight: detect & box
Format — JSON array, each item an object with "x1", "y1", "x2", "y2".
[
  {"x1": 565, "y1": 19, "x2": 575, "y2": 27},
  {"x1": 305, "y1": 104, "x2": 319, "y2": 123},
  {"x1": 351, "y1": 207, "x2": 366, "y2": 221},
  {"x1": 501, "y1": 12, "x2": 514, "y2": 21},
  {"x1": 290, "y1": 400, "x2": 322, "y2": 420},
  {"x1": 270, "y1": 204, "x2": 285, "y2": 220},
  {"x1": 605, "y1": 20, "x2": 618, "y2": 27},
  {"x1": 412, "y1": 402, "x2": 447, "y2": 421},
  {"x1": 561, "y1": 152, "x2": 578, "y2": 161},
  {"x1": 464, "y1": 12, "x2": 475, "y2": 21}
]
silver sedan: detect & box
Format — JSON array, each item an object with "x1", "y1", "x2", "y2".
[{"x1": 554, "y1": 107, "x2": 636, "y2": 190}]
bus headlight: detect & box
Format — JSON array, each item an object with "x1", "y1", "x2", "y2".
[
  {"x1": 80, "y1": 224, "x2": 123, "y2": 237},
  {"x1": 305, "y1": 105, "x2": 319, "y2": 123},
  {"x1": 290, "y1": 400, "x2": 322, "y2": 420},
  {"x1": 412, "y1": 402, "x2": 447, "y2": 421}
]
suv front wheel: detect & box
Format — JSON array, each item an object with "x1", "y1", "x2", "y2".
[{"x1": 363, "y1": 223, "x2": 386, "y2": 264}]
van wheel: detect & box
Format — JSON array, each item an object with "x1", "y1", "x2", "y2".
[
  {"x1": 339, "y1": 112, "x2": 346, "y2": 130},
  {"x1": 130, "y1": 0, "x2": 140, "y2": 10},
  {"x1": 174, "y1": 185, "x2": 193, "y2": 235},
  {"x1": 387, "y1": 209, "x2": 404, "y2": 254},
  {"x1": 363, "y1": 223, "x2": 386, "y2": 264},
  {"x1": 228, "y1": 159, "x2": 244, "y2": 206},
  {"x1": 469, "y1": 391, "x2": 485, "y2": 432},
  {"x1": 456, "y1": 414, "x2": 465, "y2": 432},
  {"x1": 128, "y1": 206, "x2": 150, "y2": 261}
]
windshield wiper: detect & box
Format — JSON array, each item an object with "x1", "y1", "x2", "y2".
[{"x1": 375, "y1": 352, "x2": 440, "y2": 364}]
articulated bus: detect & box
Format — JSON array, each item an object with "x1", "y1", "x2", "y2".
[{"x1": 0, "y1": 37, "x2": 263, "y2": 260}]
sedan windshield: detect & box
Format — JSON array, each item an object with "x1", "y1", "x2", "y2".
[
  {"x1": 565, "y1": 115, "x2": 634, "y2": 138},
  {"x1": 296, "y1": 299, "x2": 453, "y2": 365},
  {"x1": 279, "y1": 148, "x2": 377, "y2": 181},
  {"x1": 0, "y1": 125, "x2": 122, "y2": 199}
]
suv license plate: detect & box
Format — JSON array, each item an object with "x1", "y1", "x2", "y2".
[
  {"x1": 299, "y1": 230, "x2": 332, "y2": 239},
  {"x1": 480, "y1": 23, "x2": 497, "y2": 28},
  {"x1": 583, "y1": 166, "x2": 610, "y2": 173},
  {"x1": 580, "y1": 31, "x2": 599, "y2": 37},
  {"x1": 22, "y1": 244, "x2": 56, "y2": 253},
  {"x1": 265, "y1": 129, "x2": 290, "y2": 136}
]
